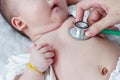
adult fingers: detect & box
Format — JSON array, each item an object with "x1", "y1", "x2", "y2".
[
  {"x1": 87, "y1": 8, "x2": 102, "y2": 25},
  {"x1": 85, "y1": 15, "x2": 117, "y2": 37},
  {"x1": 107, "y1": 26, "x2": 119, "y2": 30},
  {"x1": 76, "y1": 0, "x2": 93, "y2": 21}
]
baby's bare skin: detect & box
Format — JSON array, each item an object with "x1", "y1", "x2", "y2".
[{"x1": 35, "y1": 17, "x2": 120, "y2": 80}]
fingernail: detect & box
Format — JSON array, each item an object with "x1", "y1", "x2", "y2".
[{"x1": 85, "y1": 29, "x2": 94, "y2": 37}]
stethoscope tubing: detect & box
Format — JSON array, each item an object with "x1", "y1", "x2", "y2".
[{"x1": 100, "y1": 29, "x2": 120, "y2": 36}]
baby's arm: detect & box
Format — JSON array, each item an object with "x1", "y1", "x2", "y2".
[{"x1": 19, "y1": 43, "x2": 54, "y2": 80}]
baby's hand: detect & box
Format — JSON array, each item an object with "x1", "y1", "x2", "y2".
[{"x1": 29, "y1": 43, "x2": 55, "y2": 72}]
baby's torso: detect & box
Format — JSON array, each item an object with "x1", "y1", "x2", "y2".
[
  {"x1": 36, "y1": 17, "x2": 120, "y2": 80},
  {"x1": 53, "y1": 38, "x2": 120, "y2": 80}
]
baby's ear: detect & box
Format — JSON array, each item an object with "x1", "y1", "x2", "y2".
[{"x1": 11, "y1": 17, "x2": 26, "y2": 31}]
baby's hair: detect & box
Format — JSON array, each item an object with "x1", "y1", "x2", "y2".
[
  {"x1": 0, "y1": 0, "x2": 29, "y2": 38},
  {"x1": 0, "y1": 0, "x2": 17, "y2": 26}
]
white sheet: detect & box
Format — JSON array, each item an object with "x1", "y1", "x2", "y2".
[{"x1": 0, "y1": 14, "x2": 32, "y2": 72}]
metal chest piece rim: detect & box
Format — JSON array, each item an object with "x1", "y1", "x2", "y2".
[{"x1": 69, "y1": 21, "x2": 90, "y2": 40}]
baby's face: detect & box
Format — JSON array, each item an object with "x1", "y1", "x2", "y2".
[{"x1": 17, "y1": 0, "x2": 68, "y2": 37}]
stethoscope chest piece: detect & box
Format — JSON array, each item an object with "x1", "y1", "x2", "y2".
[{"x1": 69, "y1": 21, "x2": 90, "y2": 40}]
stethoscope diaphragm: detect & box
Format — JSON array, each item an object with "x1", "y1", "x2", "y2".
[{"x1": 69, "y1": 21, "x2": 90, "y2": 40}]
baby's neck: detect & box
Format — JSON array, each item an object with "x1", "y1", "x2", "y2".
[
  {"x1": 30, "y1": 29, "x2": 58, "y2": 42},
  {"x1": 33, "y1": 29, "x2": 60, "y2": 47}
]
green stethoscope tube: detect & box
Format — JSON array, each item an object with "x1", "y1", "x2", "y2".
[{"x1": 100, "y1": 29, "x2": 120, "y2": 36}]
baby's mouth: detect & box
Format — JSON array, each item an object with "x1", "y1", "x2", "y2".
[
  {"x1": 52, "y1": 4, "x2": 58, "y2": 9},
  {"x1": 51, "y1": 0, "x2": 58, "y2": 9}
]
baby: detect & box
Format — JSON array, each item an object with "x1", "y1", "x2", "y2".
[{"x1": 0, "y1": 0, "x2": 120, "y2": 80}]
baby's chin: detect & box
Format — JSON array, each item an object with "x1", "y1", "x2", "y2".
[
  {"x1": 57, "y1": 13, "x2": 68, "y2": 24},
  {"x1": 53, "y1": 9, "x2": 68, "y2": 21},
  {"x1": 55, "y1": 16, "x2": 68, "y2": 28}
]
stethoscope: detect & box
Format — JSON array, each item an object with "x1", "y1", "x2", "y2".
[
  {"x1": 69, "y1": 21, "x2": 120, "y2": 40},
  {"x1": 69, "y1": 21, "x2": 90, "y2": 40}
]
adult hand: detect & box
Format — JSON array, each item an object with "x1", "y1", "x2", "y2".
[{"x1": 76, "y1": 0, "x2": 120, "y2": 37}]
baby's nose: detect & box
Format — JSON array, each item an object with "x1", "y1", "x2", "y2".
[{"x1": 48, "y1": 0, "x2": 57, "y2": 9}]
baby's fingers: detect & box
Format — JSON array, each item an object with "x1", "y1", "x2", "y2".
[
  {"x1": 39, "y1": 46, "x2": 54, "y2": 53},
  {"x1": 35, "y1": 43, "x2": 49, "y2": 50},
  {"x1": 44, "y1": 52, "x2": 54, "y2": 59},
  {"x1": 47, "y1": 58, "x2": 53, "y2": 65}
]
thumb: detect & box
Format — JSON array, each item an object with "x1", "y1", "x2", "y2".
[{"x1": 85, "y1": 15, "x2": 116, "y2": 37}]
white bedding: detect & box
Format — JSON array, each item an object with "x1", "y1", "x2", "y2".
[
  {"x1": 0, "y1": 14, "x2": 32, "y2": 72},
  {"x1": 0, "y1": 5, "x2": 120, "y2": 74}
]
